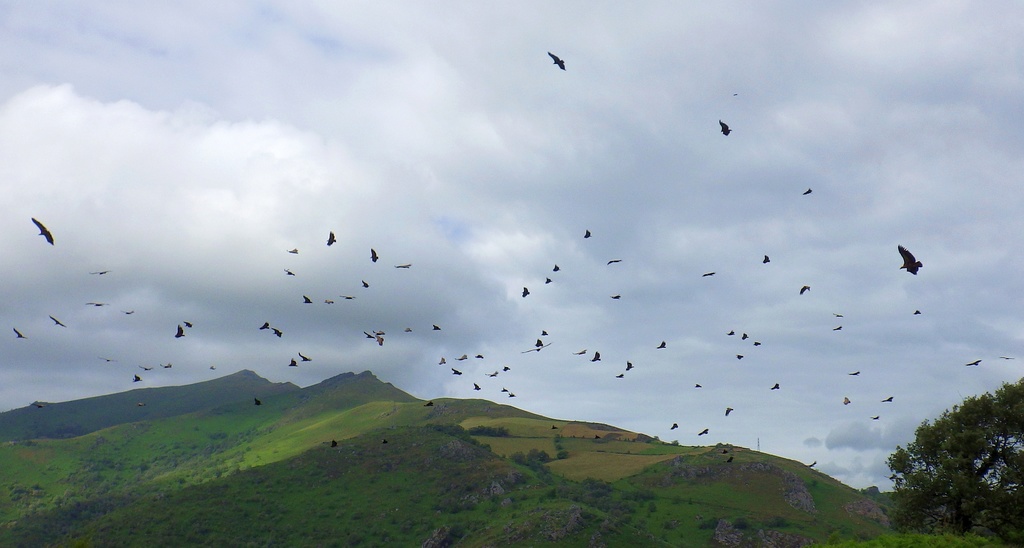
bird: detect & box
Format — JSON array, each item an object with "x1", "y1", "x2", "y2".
[
  {"x1": 451, "y1": 368, "x2": 462, "y2": 375},
  {"x1": 271, "y1": 328, "x2": 283, "y2": 337},
  {"x1": 736, "y1": 354, "x2": 744, "y2": 360},
  {"x1": 340, "y1": 295, "x2": 356, "y2": 300},
  {"x1": 882, "y1": 396, "x2": 894, "y2": 403},
  {"x1": 432, "y1": 325, "x2": 441, "y2": 331},
  {"x1": 615, "y1": 373, "x2": 624, "y2": 378},
  {"x1": 553, "y1": 265, "x2": 560, "y2": 272},
  {"x1": 803, "y1": 188, "x2": 812, "y2": 195},
  {"x1": 508, "y1": 393, "x2": 516, "y2": 398},
  {"x1": 331, "y1": 440, "x2": 338, "y2": 447},
  {"x1": 137, "y1": 402, "x2": 146, "y2": 407},
  {"x1": 473, "y1": 383, "x2": 481, "y2": 391},
  {"x1": 49, "y1": 315, "x2": 66, "y2": 327},
  {"x1": 719, "y1": 120, "x2": 731, "y2": 136},
  {"x1": 625, "y1": 361, "x2": 634, "y2": 371},
  {"x1": 522, "y1": 287, "x2": 530, "y2": 298},
  {"x1": 800, "y1": 285, "x2": 811, "y2": 295},
  {"x1": 833, "y1": 326, "x2": 843, "y2": 331},
  {"x1": 725, "y1": 407, "x2": 733, "y2": 416},
  {"x1": 898, "y1": 245, "x2": 922, "y2": 275},
  {"x1": 287, "y1": 248, "x2": 298, "y2": 254},
  {"x1": 702, "y1": 272, "x2": 715, "y2": 277},
  {"x1": 175, "y1": 325, "x2": 185, "y2": 338},
  {"x1": 584, "y1": 230, "x2": 591, "y2": 238},
  {"x1": 139, "y1": 366, "x2": 154, "y2": 371},
  {"x1": 741, "y1": 333, "x2": 748, "y2": 340},
  {"x1": 99, "y1": 357, "x2": 116, "y2": 363},
  {"x1": 375, "y1": 334, "x2": 384, "y2": 346},
  {"x1": 698, "y1": 428, "x2": 709, "y2": 436},
  {"x1": 727, "y1": 456, "x2": 734, "y2": 463},
  {"x1": 161, "y1": 363, "x2": 172, "y2": 369},
  {"x1": 89, "y1": 270, "x2": 110, "y2": 275},
  {"x1": 34, "y1": 403, "x2": 46, "y2": 408},
  {"x1": 843, "y1": 397, "x2": 851, "y2": 405},
  {"x1": 849, "y1": 371, "x2": 860, "y2": 376},
  {"x1": 591, "y1": 352, "x2": 601, "y2": 362},
  {"x1": 31, "y1": 218, "x2": 54, "y2": 245},
  {"x1": 370, "y1": 249, "x2": 379, "y2": 262},
  {"x1": 122, "y1": 310, "x2": 134, "y2": 314},
  {"x1": 763, "y1": 255, "x2": 770, "y2": 264},
  {"x1": 551, "y1": 425, "x2": 558, "y2": 430},
  {"x1": 502, "y1": 366, "x2": 511, "y2": 371},
  {"x1": 288, "y1": 359, "x2": 298, "y2": 367},
  {"x1": 913, "y1": 310, "x2": 922, "y2": 315},
  {"x1": 607, "y1": 259, "x2": 622, "y2": 265},
  {"x1": 657, "y1": 341, "x2": 666, "y2": 349},
  {"x1": 753, "y1": 341, "x2": 762, "y2": 346},
  {"x1": 299, "y1": 352, "x2": 311, "y2": 362},
  {"x1": 727, "y1": 330, "x2": 735, "y2": 336},
  {"x1": 327, "y1": 231, "x2": 336, "y2": 246},
  {"x1": 487, "y1": 371, "x2": 499, "y2": 377},
  {"x1": 694, "y1": 384, "x2": 702, "y2": 389},
  {"x1": 456, "y1": 354, "x2": 468, "y2": 361},
  {"x1": 808, "y1": 461, "x2": 817, "y2": 468},
  {"x1": 303, "y1": 295, "x2": 312, "y2": 304},
  {"x1": 382, "y1": 439, "x2": 388, "y2": 444},
  {"x1": 545, "y1": 278, "x2": 553, "y2": 284},
  {"x1": 573, "y1": 349, "x2": 587, "y2": 355},
  {"x1": 610, "y1": 294, "x2": 621, "y2": 299},
  {"x1": 133, "y1": 374, "x2": 142, "y2": 383},
  {"x1": 424, "y1": 401, "x2": 434, "y2": 406},
  {"x1": 547, "y1": 51, "x2": 566, "y2": 70},
  {"x1": 284, "y1": 269, "x2": 295, "y2": 276},
  {"x1": 259, "y1": 322, "x2": 271, "y2": 330},
  {"x1": 361, "y1": 280, "x2": 370, "y2": 288},
  {"x1": 475, "y1": 354, "x2": 484, "y2": 359},
  {"x1": 324, "y1": 299, "x2": 334, "y2": 304},
  {"x1": 834, "y1": 313, "x2": 844, "y2": 318},
  {"x1": 770, "y1": 383, "x2": 780, "y2": 390},
  {"x1": 254, "y1": 398, "x2": 262, "y2": 406},
  {"x1": 871, "y1": 416, "x2": 880, "y2": 420},
  {"x1": 183, "y1": 321, "x2": 193, "y2": 328},
  {"x1": 395, "y1": 264, "x2": 412, "y2": 269},
  {"x1": 999, "y1": 356, "x2": 1015, "y2": 360},
  {"x1": 13, "y1": 328, "x2": 26, "y2": 339},
  {"x1": 670, "y1": 423, "x2": 678, "y2": 430},
  {"x1": 965, "y1": 359, "x2": 981, "y2": 366}
]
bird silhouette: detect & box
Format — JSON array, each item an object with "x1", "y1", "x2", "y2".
[
  {"x1": 849, "y1": 371, "x2": 860, "y2": 376},
  {"x1": 361, "y1": 280, "x2": 369, "y2": 288},
  {"x1": 331, "y1": 440, "x2": 338, "y2": 447},
  {"x1": 871, "y1": 416, "x2": 880, "y2": 420},
  {"x1": 808, "y1": 461, "x2": 817, "y2": 468},
  {"x1": 395, "y1": 264, "x2": 412, "y2": 269},
  {"x1": 487, "y1": 371, "x2": 499, "y2": 377},
  {"x1": 382, "y1": 439, "x2": 388, "y2": 444},
  {"x1": 657, "y1": 341, "x2": 666, "y2": 349},
  {"x1": 607, "y1": 259, "x2": 622, "y2": 265},
  {"x1": 175, "y1": 325, "x2": 185, "y2": 338},
  {"x1": 473, "y1": 383, "x2": 481, "y2": 391},
  {"x1": 133, "y1": 375, "x2": 142, "y2": 382},
  {"x1": 698, "y1": 428, "x2": 709, "y2": 436},
  {"x1": 591, "y1": 352, "x2": 601, "y2": 362},
  {"x1": 254, "y1": 398, "x2": 262, "y2": 406},
  {"x1": 547, "y1": 52, "x2": 566, "y2": 70},
  {"x1": 881, "y1": 396, "x2": 894, "y2": 402},
  {"x1": 49, "y1": 315, "x2": 66, "y2": 327},
  {"x1": 625, "y1": 361, "x2": 634, "y2": 371},
  {"x1": 770, "y1": 383, "x2": 780, "y2": 390},
  {"x1": 272, "y1": 328, "x2": 283, "y2": 337},
  {"x1": 432, "y1": 325, "x2": 441, "y2": 330},
  {"x1": 13, "y1": 328, "x2": 26, "y2": 339},
  {"x1": 183, "y1": 321, "x2": 193, "y2": 328},
  {"x1": 289, "y1": 359, "x2": 298, "y2": 367},
  {"x1": 553, "y1": 265, "x2": 560, "y2": 272},
  {"x1": 90, "y1": 270, "x2": 110, "y2": 275},
  {"x1": 522, "y1": 287, "x2": 530, "y2": 297},
  {"x1": 455, "y1": 354, "x2": 468, "y2": 361},
  {"x1": 833, "y1": 326, "x2": 843, "y2": 331},
  {"x1": 843, "y1": 397, "x2": 851, "y2": 405},
  {"x1": 725, "y1": 407, "x2": 733, "y2": 416},
  {"x1": 139, "y1": 366, "x2": 154, "y2": 371},
  {"x1": 719, "y1": 120, "x2": 731, "y2": 136},
  {"x1": 31, "y1": 218, "x2": 54, "y2": 245},
  {"x1": 475, "y1": 354, "x2": 484, "y2": 359},
  {"x1": 573, "y1": 349, "x2": 587, "y2": 355},
  {"x1": 763, "y1": 255, "x2": 770, "y2": 264},
  {"x1": 670, "y1": 423, "x2": 678, "y2": 430},
  {"x1": 610, "y1": 294, "x2": 621, "y2": 299},
  {"x1": 741, "y1": 333, "x2": 748, "y2": 340},
  {"x1": 502, "y1": 366, "x2": 511, "y2": 371},
  {"x1": 800, "y1": 285, "x2": 810, "y2": 295},
  {"x1": 370, "y1": 249, "x2": 379, "y2": 262},
  {"x1": 259, "y1": 322, "x2": 271, "y2": 330},
  {"x1": 702, "y1": 272, "x2": 715, "y2": 277},
  {"x1": 695, "y1": 384, "x2": 702, "y2": 388},
  {"x1": 545, "y1": 278, "x2": 553, "y2": 284},
  {"x1": 327, "y1": 231, "x2": 336, "y2": 246},
  {"x1": 736, "y1": 354, "x2": 744, "y2": 360},
  {"x1": 584, "y1": 230, "x2": 591, "y2": 238},
  {"x1": 615, "y1": 373, "x2": 624, "y2": 378},
  {"x1": 914, "y1": 310, "x2": 921, "y2": 315},
  {"x1": 803, "y1": 188, "x2": 812, "y2": 195},
  {"x1": 299, "y1": 352, "x2": 311, "y2": 362},
  {"x1": 451, "y1": 368, "x2": 462, "y2": 375},
  {"x1": 898, "y1": 245, "x2": 922, "y2": 275},
  {"x1": 727, "y1": 331, "x2": 735, "y2": 336},
  {"x1": 303, "y1": 295, "x2": 312, "y2": 304},
  {"x1": 284, "y1": 269, "x2": 295, "y2": 276},
  {"x1": 965, "y1": 359, "x2": 981, "y2": 366}
]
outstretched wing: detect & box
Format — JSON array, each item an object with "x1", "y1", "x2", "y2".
[
  {"x1": 898, "y1": 245, "x2": 916, "y2": 265},
  {"x1": 31, "y1": 218, "x2": 54, "y2": 245}
]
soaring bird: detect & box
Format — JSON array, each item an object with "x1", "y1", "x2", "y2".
[
  {"x1": 898, "y1": 245, "x2": 922, "y2": 275},
  {"x1": 451, "y1": 368, "x2": 462, "y2": 375},
  {"x1": 547, "y1": 51, "x2": 566, "y2": 70},
  {"x1": 607, "y1": 259, "x2": 622, "y2": 265},
  {"x1": 702, "y1": 272, "x2": 715, "y2": 277},
  {"x1": 473, "y1": 383, "x2": 481, "y2": 391},
  {"x1": 736, "y1": 354, "x2": 744, "y2": 360},
  {"x1": 803, "y1": 188, "x2": 812, "y2": 195},
  {"x1": 719, "y1": 120, "x2": 731, "y2": 136},
  {"x1": 287, "y1": 248, "x2": 298, "y2": 254},
  {"x1": 395, "y1": 264, "x2": 412, "y2": 269},
  {"x1": 90, "y1": 270, "x2": 110, "y2": 275},
  {"x1": 657, "y1": 341, "x2": 666, "y2": 349},
  {"x1": 625, "y1": 361, "x2": 634, "y2": 371},
  {"x1": 299, "y1": 352, "x2": 311, "y2": 362},
  {"x1": 610, "y1": 295, "x2": 621, "y2": 299},
  {"x1": 284, "y1": 269, "x2": 295, "y2": 276},
  {"x1": 615, "y1": 373, "x2": 624, "y2": 378},
  {"x1": 259, "y1": 322, "x2": 271, "y2": 330},
  {"x1": 432, "y1": 324, "x2": 442, "y2": 330},
  {"x1": 800, "y1": 285, "x2": 811, "y2": 295},
  {"x1": 573, "y1": 349, "x2": 587, "y2": 355},
  {"x1": 340, "y1": 295, "x2": 355, "y2": 300},
  {"x1": 327, "y1": 231, "x2": 336, "y2": 246},
  {"x1": 670, "y1": 423, "x2": 678, "y2": 430},
  {"x1": 698, "y1": 428, "x2": 709, "y2": 436},
  {"x1": 522, "y1": 287, "x2": 530, "y2": 298},
  {"x1": 139, "y1": 365, "x2": 154, "y2": 371},
  {"x1": 545, "y1": 278, "x2": 553, "y2": 284},
  {"x1": 254, "y1": 398, "x2": 262, "y2": 406},
  {"x1": 770, "y1": 383, "x2": 780, "y2": 390},
  {"x1": 502, "y1": 366, "x2": 511, "y2": 371},
  {"x1": 833, "y1": 326, "x2": 843, "y2": 331},
  {"x1": 175, "y1": 325, "x2": 185, "y2": 338},
  {"x1": 741, "y1": 333, "x2": 748, "y2": 340},
  {"x1": 370, "y1": 248, "x2": 379, "y2": 263},
  {"x1": 31, "y1": 218, "x2": 54, "y2": 245},
  {"x1": 694, "y1": 384, "x2": 702, "y2": 388},
  {"x1": 488, "y1": 371, "x2": 499, "y2": 377},
  {"x1": 361, "y1": 280, "x2": 370, "y2": 288},
  {"x1": 849, "y1": 371, "x2": 860, "y2": 376},
  {"x1": 871, "y1": 416, "x2": 880, "y2": 420},
  {"x1": 475, "y1": 354, "x2": 484, "y2": 359},
  {"x1": 808, "y1": 461, "x2": 817, "y2": 468},
  {"x1": 584, "y1": 229, "x2": 591, "y2": 238},
  {"x1": 455, "y1": 354, "x2": 468, "y2": 361},
  {"x1": 763, "y1": 255, "x2": 770, "y2": 264},
  {"x1": 183, "y1": 321, "x2": 193, "y2": 328},
  {"x1": 882, "y1": 396, "x2": 894, "y2": 403},
  {"x1": 271, "y1": 328, "x2": 283, "y2": 337},
  {"x1": 553, "y1": 264, "x2": 560, "y2": 272},
  {"x1": 288, "y1": 359, "x2": 298, "y2": 367},
  {"x1": 133, "y1": 375, "x2": 142, "y2": 382},
  {"x1": 843, "y1": 397, "x2": 851, "y2": 405},
  {"x1": 49, "y1": 315, "x2": 66, "y2": 327},
  {"x1": 727, "y1": 330, "x2": 735, "y2": 336},
  {"x1": 13, "y1": 328, "x2": 26, "y2": 339},
  {"x1": 914, "y1": 310, "x2": 921, "y2": 315},
  {"x1": 725, "y1": 407, "x2": 734, "y2": 416},
  {"x1": 590, "y1": 351, "x2": 601, "y2": 362},
  {"x1": 303, "y1": 295, "x2": 312, "y2": 304},
  {"x1": 965, "y1": 359, "x2": 981, "y2": 366}
]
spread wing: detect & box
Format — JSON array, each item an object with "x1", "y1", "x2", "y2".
[
  {"x1": 548, "y1": 52, "x2": 560, "y2": 63},
  {"x1": 31, "y1": 218, "x2": 54, "y2": 244},
  {"x1": 898, "y1": 245, "x2": 916, "y2": 265}
]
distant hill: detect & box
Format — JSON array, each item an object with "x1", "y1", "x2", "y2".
[{"x1": 0, "y1": 369, "x2": 892, "y2": 546}]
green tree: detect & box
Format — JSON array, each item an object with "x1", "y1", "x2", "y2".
[{"x1": 887, "y1": 379, "x2": 1024, "y2": 543}]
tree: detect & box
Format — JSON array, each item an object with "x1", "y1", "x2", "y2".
[{"x1": 887, "y1": 378, "x2": 1024, "y2": 543}]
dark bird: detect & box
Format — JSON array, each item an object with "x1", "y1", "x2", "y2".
[
  {"x1": 299, "y1": 352, "x2": 311, "y2": 362},
  {"x1": 914, "y1": 310, "x2": 921, "y2": 315},
  {"x1": 303, "y1": 295, "x2": 312, "y2": 304},
  {"x1": 702, "y1": 272, "x2": 715, "y2": 277},
  {"x1": 133, "y1": 375, "x2": 142, "y2": 382},
  {"x1": 551, "y1": 425, "x2": 558, "y2": 430},
  {"x1": 183, "y1": 321, "x2": 193, "y2": 328},
  {"x1": 289, "y1": 359, "x2": 298, "y2": 367},
  {"x1": 999, "y1": 356, "x2": 1015, "y2": 360},
  {"x1": 610, "y1": 295, "x2": 621, "y2": 299},
  {"x1": 175, "y1": 324, "x2": 185, "y2": 338},
  {"x1": 607, "y1": 259, "x2": 622, "y2": 265},
  {"x1": 698, "y1": 428, "x2": 709, "y2": 436},
  {"x1": 31, "y1": 218, "x2": 54, "y2": 245},
  {"x1": 694, "y1": 384, "x2": 702, "y2": 388},
  {"x1": 455, "y1": 354, "x2": 468, "y2": 360},
  {"x1": 719, "y1": 120, "x2": 731, "y2": 136},
  {"x1": 370, "y1": 248, "x2": 379, "y2": 262},
  {"x1": 725, "y1": 407, "x2": 733, "y2": 416},
  {"x1": 800, "y1": 285, "x2": 810, "y2": 295},
  {"x1": 340, "y1": 295, "x2": 356, "y2": 300},
  {"x1": 808, "y1": 461, "x2": 817, "y2": 468},
  {"x1": 898, "y1": 245, "x2": 922, "y2": 275},
  {"x1": 741, "y1": 333, "x2": 748, "y2": 340},
  {"x1": 573, "y1": 349, "x2": 587, "y2": 355},
  {"x1": 591, "y1": 351, "x2": 601, "y2": 362},
  {"x1": 736, "y1": 354, "x2": 744, "y2": 360},
  {"x1": 13, "y1": 328, "x2": 26, "y2": 339},
  {"x1": 536, "y1": 338, "x2": 546, "y2": 347},
  {"x1": 553, "y1": 264, "x2": 560, "y2": 272},
  {"x1": 584, "y1": 229, "x2": 591, "y2": 238},
  {"x1": 259, "y1": 322, "x2": 271, "y2": 330},
  {"x1": 331, "y1": 440, "x2": 338, "y2": 447},
  {"x1": 502, "y1": 366, "x2": 511, "y2": 371},
  {"x1": 395, "y1": 264, "x2": 412, "y2": 269},
  {"x1": 90, "y1": 270, "x2": 110, "y2": 275},
  {"x1": 438, "y1": 357, "x2": 446, "y2": 365},
  {"x1": 763, "y1": 255, "x2": 770, "y2": 264},
  {"x1": 487, "y1": 371, "x2": 499, "y2": 377},
  {"x1": 803, "y1": 188, "x2": 812, "y2": 195},
  {"x1": 670, "y1": 423, "x2": 678, "y2": 430},
  {"x1": 965, "y1": 359, "x2": 981, "y2": 366},
  {"x1": 432, "y1": 324, "x2": 441, "y2": 330},
  {"x1": 508, "y1": 393, "x2": 516, "y2": 398},
  {"x1": 162, "y1": 363, "x2": 172, "y2": 369},
  {"x1": 361, "y1": 280, "x2": 369, "y2": 288},
  {"x1": 284, "y1": 269, "x2": 295, "y2": 276},
  {"x1": 254, "y1": 398, "x2": 262, "y2": 406},
  {"x1": 753, "y1": 341, "x2": 762, "y2": 346},
  {"x1": 849, "y1": 371, "x2": 860, "y2": 376},
  {"x1": 726, "y1": 456, "x2": 734, "y2": 463},
  {"x1": 99, "y1": 357, "x2": 116, "y2": 362},
  {"x1": 834, "y1": 313, "x2": 844, "y2": 318},
  {"x1": 770, "y1": 383, "x2": 780, "y2": 390},
  {"x1": 625, "y1": 361, "x2": 634, "y2": 371},
  {"x1": 287, "y1": 248, "x2": 298, "y2": 254},
  {"x1": 545, "y1": 277, "x2": 553, "y2": 284},
  {"x1": 49, "y1": 315, "x2": 66, "y2": 327},
  {"x1": 475, "y1": 354, "x2": 484, "y2": 359},
  {"x1": 727, "y1": 330, "x2": 735, "y2": 336},
  {"x1": 382, "y1": 439, "x2": 388, "y2": 444},
  {"x1": 122, "y1": 310, "x2": 134, "y2": 314},
  {"x1": 657, "y1": 341, "x2": 666, "y2": 349},
  {"x1": 501, "y1": 387, "x2": 509, "y2": 392},
  {"x1": 882, "y1": 396, "x2": 894, "y2": 402},
  {"x1": 451, "y1": 368, "x2": 462, "y2": 375},
  {"x1": 139, "y1": 365, "x2": 154, "y2": 371},
  {"x1": 327, "y1": 231, "x2": 336, "y2": 246},
  {"x1": 871, "y1": 416, "x2": 880, "y2": 420},
  {"x1": 833, "y1": 326, "x2": 843, "y2": 331},
  {"x1": 615, "y1": 373, "x2": 624, "y2": 378},
  {"x1": 272, "y1": 328, "x2": 283, "y2": 337},
  {"x1": 473, "y1": 383, "x2": 481, "y2": 391},
  {"x1": 843, "y1": 397, "x2": 851, "y2": 405},
  {"x1": 547, "y1": 51, "x2": 566, "y2": 70},
  {"x1": 424, "y1": 401, "x2": 434, "y2": 406},
  {"x1": 522, "y1": 287, "x2": 530, "y2": 298}
]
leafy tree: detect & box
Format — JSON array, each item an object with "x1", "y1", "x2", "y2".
[{"x1": 887, "y1": 379, "x2": 1024, "y2": 542}]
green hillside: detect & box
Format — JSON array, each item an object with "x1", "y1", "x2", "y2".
[{"x1": 0, "y1": 370, "x2": 893, "y2": 546}]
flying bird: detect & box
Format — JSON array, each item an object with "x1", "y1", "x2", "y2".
[
  {"x1": 808, "y1": 461, "x2": 817, "y2": 468},
  {"x1": 254, "y1": 398, "x2": 262, "y2": 406},
  {"x1": 175, "y1": 325, "x2": 185, "y2": 338},
  {"x1": 763, "y1": 255, "x2": 770, "y2": 264},
  {"x1": 657, "y1": 341, "x2": 666, "y2": 349},
  {"x1": 361, "y1": 280, "x2": 370, "y2": 288},
  {"x1": 284, "y1": 269, "x2": 295, "y2": 276},
  {"x1": 694, "y1": 384, "x2": 702, "y2": 388},
  {"x1": 800, "y1": 285, "x2": 810, "y2": 295},
  {"x1": 288, "y1": 359, "x2": 298, "y2": 367},
  {"x1": 702, "y1": 272, "x2": 715, "y2": 277},
  {"x1": 965, "y1": 359, "x2": 981, "y2": 366},
  {"x1": 607, "y1": 259, "x2": 622, "y2": 265},
  {"x1": 287, "y1": 248, "x2": 298, "y2": 254},
  {"x1": 473, "y1": 383, "x2": 481, "y2": 391},
  {"x1": 424, "y1": 401, "x2": 434, "y2": 407},
  {"x1": 299, "y1": 352, "x2": 311, "y2": 362},
  {"x1": 133, "y1": 375, "x2": 142, "y2": 382},
  {"x1": 741, "y1": 333, "x2": 748, "y2": 340},
  {"x1": 49, "y1": 315, "x2": 66, "y2": 327},
  {"x1": 727, "y1": 330, "x2": 735, "y2": 336},
  {"x1": 803, "y1": 188, "x2": 812, "y2": 195},
  {"x1": 698, "y1": 428, "x2": 709, "y2": 436},
  {"x1": 553, "y1": 265, "x2": 560, "y2": 272},
  {"x1": 139, "y1": 366, "x2": 154, "y2": 371},
  {"x1": 833, "y1": 326, "x2": 843, "y2": 331},
  {"x1": 590, "y1": 351, "x2": 601, "y2": 362},
  {"x1": 271, "y1": 328, "x2": 283, "y2": 337},
  {"x1": 303, "y1": 295, "x2": 313, "y2": 304},
  {"x1": 31, "y1": 218, "x2": 54, "y2": 245},
  {"x1": 327, "y1": 231, "x2": 336, "y2": 246},
  {"x1": 259, "y1": 322, "x2": 271, "y2": 330},
  {"x1": 610, "y1": 295, "x2": 621, "y2": 299},
  {"x1": 913, "y1": 310, "x2": 921, "y2": 315},
  {"x1": 834, "y1": 313, "x2": 844, "y2": 318},
  {"x1": 670, "y1": 423, "x2": 678, "y2": 430},
  {"x1": 584, "y1": 230, "x2": 591, "y2": 238},
  {"x1": 736, "y1": 354, "x2": 744, "y2": 360},
  {"x1": 545, "y1": 278, "x2": 553, "y2": 284},
  {"x1": 882, "y1": 396, "x2": 894, "y2": 402},
  {"x1": 395, "y1": 264, "x2": 412, "y2": 269},
  {"x1": 90, "y1": 270, "x2": 110, "y2": 275},
  {"x1": 456, "y1": 354, "x2": 468, "y2": 361},
  {"x1": 625, "y1": 361, "x2": 634, "y2": 371},
  {"x1": 432, "y1": 325, "x2": 441, "y2": 331},
  {"x1": 898, "y1": 245, "x2": 923, "y2": 275},
  {"x1": 615, "y1": 373, "x2": 624, "y2": 378},
  {"x1": 522, "y1": 287, "x2": 530, "y2": 298},
  {"x1": 573, "y1": 349, "x2": 587, "y2": 355},
  {"x1": 725, "y1": 407, "x2": 733, "y2": 416},
  {"x1": 871, "y1": 416, "x2": 880, "y2": 420},
  {"x1": 451, "y1": 368, "x2": 462, "y2": 375},
  {"x1": 843, "y1": 397, "x2": 851, "y2": 405},
  {"x1": 13, "y1": 328, "x2": 26, "y2": 339},
  {"x1": 849, "y1": 371, "x2": 860, "y2": 376},
  {"x1": 370, "y1": 249, "x2": 379, "y2": 262},
  {"x1": 719, "y1": 120, "x2": 731, "y2": 136},
  {"x1": 770, "y1": 383, "x2": 780, "y2": 390},
  {"x1": 547, "y1": 51, "x2": 566, "y2": 70},
  {"x1": 183, "y1": 321, "x2": 193, "y2": 328}
]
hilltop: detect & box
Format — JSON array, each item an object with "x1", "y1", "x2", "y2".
[{"x1": 0, "y1": 370, "x2": 891, "y2": 546}]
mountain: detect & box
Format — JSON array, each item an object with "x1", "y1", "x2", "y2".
[{"x1": 0, "y1": 370, "x2": 892, "y2": 546}]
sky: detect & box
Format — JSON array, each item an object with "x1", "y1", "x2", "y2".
[{"x1": 2, "y1": 2, "x2": 1023, "y2": 489}]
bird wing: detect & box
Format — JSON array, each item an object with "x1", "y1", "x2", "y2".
[
  {"x1": 898, "y1": 245, "x2": 916, "y2": 265},
  {"x1": 32, "y1": 218, "x2": 54, "y2": 244}
]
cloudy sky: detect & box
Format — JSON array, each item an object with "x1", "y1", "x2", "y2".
[{"x1": 2, "y1": 2, "x2": 1023, "y2": 489}]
